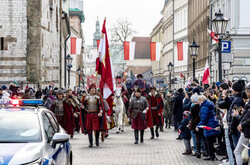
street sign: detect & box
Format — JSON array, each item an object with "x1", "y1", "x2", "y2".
[
  {"x1": 222, "y1": 63, "x2": 231, "y2": 70},
  {"x1": 216, "y1": 53, "x2": 234, "y2": 63},
  {"x1": 221, "y1": 41, "x2": 231, "y2": 53}
]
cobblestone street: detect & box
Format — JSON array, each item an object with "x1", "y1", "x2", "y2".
[{"x1": 71, "y1": 126, "x2": 220, "y2": 165}]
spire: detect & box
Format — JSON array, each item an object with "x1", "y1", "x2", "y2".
[{"x1": 93, "y1": 17, "x2": 101, "y2": 46}]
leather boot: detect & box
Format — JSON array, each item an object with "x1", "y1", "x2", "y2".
[
  {"x1": 88, "y1": 133, "x2": 93, "y2": 147},
  {"x1": 150, "y1": 128, "x2": 154, "y2": 139},
  {"x1": 95, "y1": 131, "x2": 100, "y2": 147},
  {"x1": 155, "y1": 126, "x2": 159, "y2": 137},
  {"x1": 140, "y1": 130, "x2": 144, "y2": 143},
  {"x1": 134, "y1": 130, "x2": 139, "y2": 144}
]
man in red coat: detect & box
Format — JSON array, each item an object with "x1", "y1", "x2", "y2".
[
  {"x1": 80, "y1": 84, "x2": 107, "y2": 147},
  {"x1": 63, "y1": 89, "x2": 80, "y2": 138},
  {"x1": 146, "y1": 87, "x2": 164, "y2": 139}
]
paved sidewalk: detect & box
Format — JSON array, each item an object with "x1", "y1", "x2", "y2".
[{"x1": 71, "y1": 126, "x2": 220, "y2": 165}]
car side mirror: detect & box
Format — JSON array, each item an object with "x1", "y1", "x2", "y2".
[{"x1": 52, "y1": 133, "x2": 69, "y2": 148}]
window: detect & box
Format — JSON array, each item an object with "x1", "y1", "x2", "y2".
[
  {"x1": 46, "y1": 112, "x2": 59, "y2": 133},
  {"x1": 42, "y1": 113, "x2": 55, "y2": 142}
]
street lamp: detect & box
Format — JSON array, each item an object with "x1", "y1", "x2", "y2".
[
  {"x1": 66, "y1": 54, "x2": 73, "y2": 88},
  {"x1": 77, "y1": 66, "x2": 83, "y2": 88},
  {"x1": 168, "y1": 62, "x2": 174, "y2": 90},
  {"x1": 189, "y1": 40, "x2": 199, "y2": 79},
  {"x1": 149, "y1": 71, "x2": 153, "y2": 85},
  {"x1": 82, "y1": 73, "x2": 86, "y2": 87},
  {"x1": 212, "y1": 9, "x2": 229, "y2": 82}
]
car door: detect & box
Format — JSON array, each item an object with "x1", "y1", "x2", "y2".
[{"x1": 42, "y1": 112, "x2": 66, "y2": 165}]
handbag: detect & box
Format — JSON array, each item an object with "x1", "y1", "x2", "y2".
[{"x1": 241, "y1": 142, "x2": 250, "y2": 163}]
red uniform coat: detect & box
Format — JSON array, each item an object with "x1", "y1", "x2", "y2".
[
  {"x1": 63, "y1": 100, "x2": 76, "y2": 136},
  {"x1": 146, "y1": 94, "x2": 164, "y2": 128},
  {"x1": 80, "y1": 94, "x2": 108, "y2": 133}
]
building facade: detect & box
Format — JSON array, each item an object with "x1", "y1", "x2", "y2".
[
  {"x1": 210, "y1": 0, "x2": 250, "y2": 82},
  {"x1": 188, "y1": 0, "x2": 210, "y2": 82},
  {"x1": 0, "y1": 0, "x2": 62, "y2": 89}
]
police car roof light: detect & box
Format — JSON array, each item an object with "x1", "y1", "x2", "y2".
[{"x1": 0, "y1": 99, "x2": 43, "y2": 106}]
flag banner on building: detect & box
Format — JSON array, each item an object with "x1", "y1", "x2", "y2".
[
  {"x1": 123, "y1": 41, "x2": 136, "y2": 60},
  {"x1": 97, "y1": 39, "x2": 100, "y2": 51},
  {"x1": 180, "y1": 73, "x2": 184, "y2": 78},
  {"x1": 71, "y1": 38, "x2": 76, "y2": 54},
  {"x1": 202, "y1": 60, "x2": 210, "y2": 85},
  {"x1": 177, "y1": 42, "x2": 188, "y2": 61},
  {"x1": 150, "y1": 42, "x2": 161, "y2": 61},
  {"x1": 96, "y1": 19, "x2": 116, "y2": 99},
  {"x1": 207, "y1": 29, "x2": 218, "y2": 42},
  {"x1": 71, "y1": 37, "x2": 82, "y2": 54}
]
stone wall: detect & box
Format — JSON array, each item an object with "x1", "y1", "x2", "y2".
[{"x1": 0, "y1": 0, "x2": 27, "y2": 86}]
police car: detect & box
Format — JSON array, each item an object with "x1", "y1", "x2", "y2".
[{"x1": 0, "y1": 99, "x2": 72, "y2": 165}]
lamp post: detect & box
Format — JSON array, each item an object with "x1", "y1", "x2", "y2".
[
  {"x1": 82, "y1": 73, "x2": 86, "y2": 87},
  {"x1": 77, "y1": 66, "x2": 83, "y2": 88},
  {"x1": 212, "y1": 9, "x2": 229, "y2": 82},
  {"x1": 66, "y1": 54, "x2": 73, "y2": 88},
  {"x1": 189, "y1": 40, "x2": 199, "y2": 79},
  {"x1": 149, "y1": 71, "x2": 153, "y2": 86},
  {"x1": 168, "y1": 62, "x2": 174, "y2": 90}
]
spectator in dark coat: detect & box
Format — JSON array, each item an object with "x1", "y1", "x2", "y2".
[
  {"x1": 227, "y1": 81, "x2": 245, "y2": 148},
  {"x1": 179, "y1": 111, "x2": 192, "y2": 155},
  {"x1": 197, "y1": 95, "x2": 220, "y2": 161},
  {"x1": 234, "y1": 82, "x2": 250, "y2": 165},
  {"x1": 173, "y1": 88, "x2": 185, "y2": 136}
]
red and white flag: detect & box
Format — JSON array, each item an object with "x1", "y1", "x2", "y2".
[
  {"x1": 96, "y1": 19, "x2": 116, "y2": 99},
  {"x1": 123, "y1": 41, "x2": 136, "y2": 60},
  {"x1": 207, "y1": 29, "x2": 218, "y2": 42},
  {"x1": 180, "y1": 73, "x2": 184, "y2": 78},
  {"x1": 97, "y1": 39, "x2": 100, "y2": 51},
  {"x1": 202, "y1": 60, "x2": 210, "y2": 85},
  {"x1": 71, "y1": 37, "x2": 82, "y2": 54},
  {"x1": 198, "y1": 125, "x2": 213, "y2": 130},
  {"x1": 177, "y1": 42, "x2": 188, "y2": 61},
  {"x1": 150, "y1": 42, "x2": 161, "y2": 61}
]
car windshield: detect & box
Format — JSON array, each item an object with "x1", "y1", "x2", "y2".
[{"x1": 0, "y1": 112, "x2": 42, "y2": 143}]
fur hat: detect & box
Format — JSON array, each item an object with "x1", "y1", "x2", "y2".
[
  {"x1": 135, "y1": 88, "x2": 142, "y2": 93},
  {"x1": 89, "y1": 84, "x2": 96, "y2": 90},
  {"x1": 232, "y1": 81, "x2": 243, "y2": 93},
  {"x1": 150, "y1": 86, "x2": 156, "y2": 91},
  {"x1": 57, "y1": 90, "x2": 64, "y2": 95}
]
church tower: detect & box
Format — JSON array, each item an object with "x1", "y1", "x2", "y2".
[{"x1": 93, "y1": 17, "x2": 101, "y2": 46}]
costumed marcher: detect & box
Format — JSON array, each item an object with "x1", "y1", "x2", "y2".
[
  {"x1": 129, "y1": 88, "x2": 149, "y2": 144},
  {"x1": 133, "y1": 74, "x2": 147, "y2": 97},
  {"x1": 146, "y1": 87, "x2": 164, "y2": 139},
  {"x1": 116, "y1": 76, "x2": 129, "y2": 112},
  {"x1": 63, "y1": 89, "x2": 81, "y2": 138},
  {"x1": 80, "y1": 84, "x2": 107, "y2": 147},
  {"x1": 50, "y1": 90, "x2": 65, "y2": 127}
]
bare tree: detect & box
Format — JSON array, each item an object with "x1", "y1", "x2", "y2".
[{"x1": 109, "y1": 18, "x2": 136, "y2": 55}]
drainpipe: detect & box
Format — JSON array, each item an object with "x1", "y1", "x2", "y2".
[{"x1": 62, "y1": 11, "x2": 71, "y2": 88}]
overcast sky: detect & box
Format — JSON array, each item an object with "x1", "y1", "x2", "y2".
[{"x1": 82, "y1": 0, "x2": 164, "y2": 45}]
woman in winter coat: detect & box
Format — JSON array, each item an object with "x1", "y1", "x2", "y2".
[
  {"x1": 197, "y1": 95, "x2": 220, "y2": 161},
  {"x1": 188, "y1": 93, "x2": 207, "y2": 158}
]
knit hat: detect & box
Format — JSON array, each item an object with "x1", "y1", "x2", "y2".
[
  {"x1": 232, "y1": 81, "x2": 243, "y2": 93},
  {"x1": 192, "y1": 87, "x2": 200, "y2": 95},
  {"x1": 178, "y1": 88, "x2": 183, "y2": 93},
  {"x1": 191, "y1": 93, "x2": 199, "y2": 103},
  {"x1": 2, "y1": 85, "x2": 7, "y2": 90},
  {"x1": 246, "y1": 82, "x2": 250, "y2": 91}
]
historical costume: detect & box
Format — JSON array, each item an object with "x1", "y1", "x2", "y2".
[
  {"x1": 146, "y1": 87, "x2": 164, "y2": 139},
  {"x1": 51, "y1": 90, "x2": 65, "y2": 128},
  {"x1": 63, "y1": 89, "x2": 82, "y2": 138},
  {"x1": 80, "y1": 84, "x2": 107, "y2": 147},
  {"x1": 116, "y1": 76, "x2": 129, "y2": 111},
  {"x1": 129, "y1": 88, "x2": 149, "y2": 144},
  {"x1": 133, "y1": 74, "x2": 147, "y2": 97}
]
